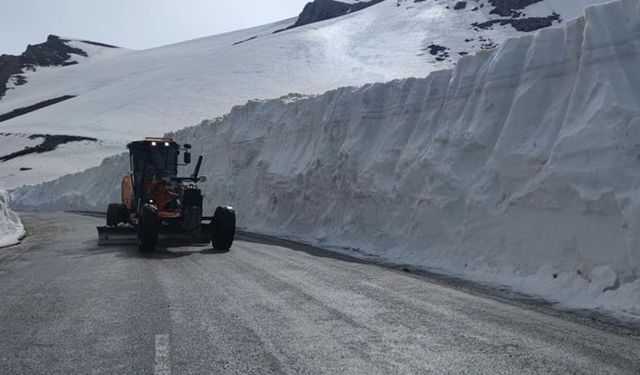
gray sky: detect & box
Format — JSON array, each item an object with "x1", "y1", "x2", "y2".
[{"x1": 1, "y1": 0, "x2": 311, "y2": 55}]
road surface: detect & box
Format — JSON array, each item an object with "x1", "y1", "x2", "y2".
[{"x1": 0, "y1": 213, "x2": 639, "y2": 374}]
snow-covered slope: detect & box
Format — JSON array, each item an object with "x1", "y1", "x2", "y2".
[
  {"x1": 14, "y1": 0, "x2": 640, "y2": 318},
  {"x1": 0, "y1": 190, "x2": 24, "y2": 248},
  {"x1": 0, "y1": 36, "x2": 128, "y2": 190},
  {"x1": 0, "y1": 133, "x2": 114, "y2": 189},
  {"x1": 0, "y1": 0, "x2": 609, "y2": 189}
]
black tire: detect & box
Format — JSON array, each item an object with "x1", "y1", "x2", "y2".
[
  {"x1": 211, "y1": 206, "x2": 236, "y2": 250},
  {"x1": 137, "y1": 204, "x2": 159, "y2": 253},
  {"x1": 114, "y1": 204, "x2": 128, "y2": 225},
  {"x1": 107, "y1": 203, "x2": 128, "y2": 227},
  {"x1": 107, "y1": 203, "x2": 119, "y2": 227}
]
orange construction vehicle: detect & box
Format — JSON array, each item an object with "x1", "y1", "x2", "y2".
[{"x1": 97, "y1": 137, "x2": 235, "y2": 252}]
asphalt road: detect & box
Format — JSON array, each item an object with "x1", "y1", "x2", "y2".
[{"x1": 1, "y1": 213, "x2": 639, "y2": 374}]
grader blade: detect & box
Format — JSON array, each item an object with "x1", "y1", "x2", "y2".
[
  {"x1": 97, "y1": 226, "x2": 136, "y2": 246},
  {"x1": 97, "y1": 225, "x2": 212, "y2": 246}
]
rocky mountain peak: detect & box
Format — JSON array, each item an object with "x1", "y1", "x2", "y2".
[
  {"x1": 279, "y1": 0, "x2": 384, "y2": 32},
  {"x1": 0, "y1": 35, "x2": 90, "y2": 100}
]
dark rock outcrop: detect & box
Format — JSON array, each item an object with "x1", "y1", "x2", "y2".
[
  {"x1": 473, "y1": 12, "x2": 561, "y2": 32},
  {"x1": 487, "y1": 0, "x2": 544, "y2": 17},
  {"x1": 453, "y1": 1, "x2": 467, "y2": 10},
  {"x1": 424, "y1": 44, "x2": 450, "y2": 61},
  {"x1": 21, "y1": 35, "x2": 87, "y2": 66},
  {"x1": 0, "y1": 133, "x2": 97, "y2": 163},
  {"x1": 79, "y1": 40, "x2": 118, "y2": 49},
  {"x1": 277, "y1": 0, "x2": 385, "y2": 32},
  {"x1": 0, "y1": 35, "x2": 89, "y2": 100},
  {"x1": 0, "y1": 55, "x2": 27, "y2": 99},
  {"x1": 0, "y1": 95, "x2": 77, "y2": 123}
]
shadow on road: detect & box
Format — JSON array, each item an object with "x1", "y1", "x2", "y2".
[
  {"x1": 150, "y1": 247, "x2": 230, "y2": 259},
  {"x1": 80, "y1": 239, "x2": 230, "y2": 260},
  {"x1": 236, "y1": 231, "x2": 370, "y2": 265}
]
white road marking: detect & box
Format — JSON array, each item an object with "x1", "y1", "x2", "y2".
[{"x1": 154, "y1": 334, "x2": 171, "y2": 375}]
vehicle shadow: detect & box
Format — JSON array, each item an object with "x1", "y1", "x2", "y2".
[
  {"x1": 80, "y1": 239, "x2": 230, "y2": 259},
  {"x1": 235, "y1": 231, "x2": 370, "y2": 265},
  {"x1": 148, "y1": 246, "x2": 230, "y2": 259}
]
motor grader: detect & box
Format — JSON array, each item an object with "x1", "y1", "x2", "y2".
[{"x1": 97, "y1": 137, "x2": 235, "y2": 252}]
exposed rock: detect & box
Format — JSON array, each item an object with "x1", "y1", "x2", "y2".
[
  {"x1": 0, "y1": 133, "x2": 97, "y2": 163},
  {"x1": 79, "y1": 40, "x2": 118, "y2": 49},
  {"x1": 0, "y1": 55, "x2": 25, "y2": 99},
  {"x1": 233, "y1": 36, "x2": 258, "y2": 46},
  {"x1": 426, "y1": 44, "x2": 447, "y2": 56},
  {"x1": 294, "y1": 0, "x2": 353, "y2": 27},
  {"x1": 473, "y1": 12, "x2": 561, "y2": 32},
  {"x1": 0, "y1": 35, "x2": 89, "y2": 100},
  {"x1": 13, "y1": 75, "x2": 27, "y2": 86},
  {"x1": 277, "y1": 0, "x2": 385, "y2": 32},
  {"x1": 0, "y1": 95, "x2": 77, "y2": 123},
  {"x1": 454, "y1": 1, "x2": 467, "y2": 10},
  {"x1": 487, "y1": 0, "x2": 544, "y2": 17},
  {"x1": 424, "y1": 44, "x2": 450, "y2": 61},
  {"x1": 21, "y1": 35, "x2": 87, "y2": 66}
]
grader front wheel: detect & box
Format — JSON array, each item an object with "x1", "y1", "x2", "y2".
[
  {"x1": 137, "y1": 204, "x2": 159, "y2": 253},
  {"x1": 211, "y1": 206, "x2": 236, "y2": 250}
]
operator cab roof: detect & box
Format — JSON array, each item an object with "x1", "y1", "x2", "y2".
[{"x1": 127, "y1": 138, "x2": 178, "y2": 148}]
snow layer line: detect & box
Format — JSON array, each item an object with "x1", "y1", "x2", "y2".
[{"x1": 13, "y1": 0, "x2": 640, "y2": 317}]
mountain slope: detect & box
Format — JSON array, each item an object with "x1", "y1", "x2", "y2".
[{"x1": 0, "y1": 0, "x2": 611, "y2": 189}]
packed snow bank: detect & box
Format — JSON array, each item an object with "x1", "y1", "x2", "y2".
[
  {"x1": 0, "y1": 190, "x2": 25, "y2": 248},
  {"x1": 13, "y1": 0, "x2": 640, "y2": 318}
]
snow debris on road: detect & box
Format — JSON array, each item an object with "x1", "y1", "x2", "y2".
[
  {"x1": 10, "y1": 0, "x2": 640, "y2": 318},
  {"x1": 0, "y1": 190, "x2": 25, "y2": 248}
]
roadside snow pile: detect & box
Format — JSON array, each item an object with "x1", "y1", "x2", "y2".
[
  {"x1": 12, "y1": 0, "x2": 640, "y2": 317},
  {"x1": 0, "y1": 190, "x2": 25, "y2": 248}
]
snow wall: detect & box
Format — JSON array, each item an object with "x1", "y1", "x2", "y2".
[
  {"x1": 0, "y1": 190, "x2": 25, "y2": 248},
  {"x1": 12, "y1": 0, "x2": 640, "y2": 316}
]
